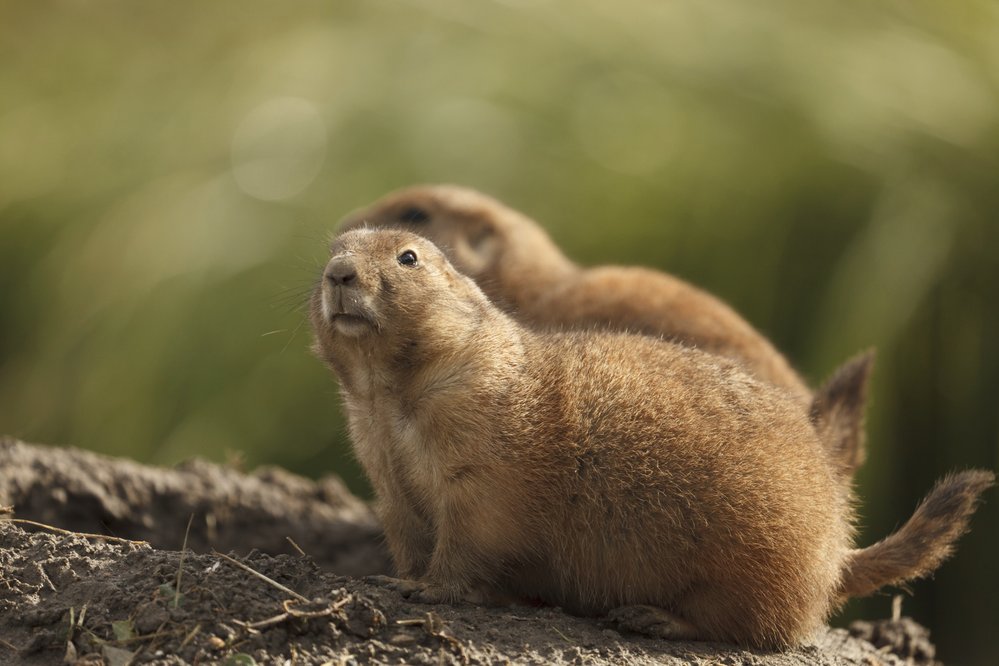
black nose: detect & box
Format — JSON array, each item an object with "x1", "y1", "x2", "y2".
[{"x1": 325, "y1": 256, "x2": 357, "y2": 286}]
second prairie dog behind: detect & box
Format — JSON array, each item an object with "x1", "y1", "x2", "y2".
[{"x1": 338, "y1": 184, "x2": 872, "y2": 479}]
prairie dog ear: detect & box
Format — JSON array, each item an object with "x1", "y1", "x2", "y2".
[{"x1": 452, "y1": 222, "x2": 500, "y2": 276}]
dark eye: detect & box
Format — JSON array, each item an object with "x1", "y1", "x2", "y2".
[
  {"x1": 398, "y1": 250, "x2": 418, "y2": 266},
  {"x1": 399, "y1": 207, "x2": 430, "y2": 223}
]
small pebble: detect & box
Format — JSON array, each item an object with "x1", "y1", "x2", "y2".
[{"x1": 388, "y1": 632, "x2": 417, "y2": 646}]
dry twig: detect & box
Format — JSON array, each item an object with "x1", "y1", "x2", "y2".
[
  {"x1": 8, "y1": 518, "x2": 147, "y2": 546},
  {"x1": 174, "y1": 514, "x2": 195, "y2": 608},
  {"x1": 285, "y1": 536, "x2": 307, "y2": 557},
  {"x1": 212, "y1": 550, "x2": 308, "y2": 603}
]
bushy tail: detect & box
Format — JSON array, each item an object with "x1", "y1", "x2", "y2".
[
  {"x1": 810, "y1": 349, "x2": 875, "y2": 480},
  {"x1": 838, "y1": 469, "x2": 995, "y2": 601}
]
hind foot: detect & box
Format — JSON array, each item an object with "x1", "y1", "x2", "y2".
[{"x1": 608, "y1": 605, "x2": 700, "y2": 641}]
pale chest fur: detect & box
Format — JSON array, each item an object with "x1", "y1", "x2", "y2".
[{"x1": 341, "y1": 355, "x2": 488, "y2": 512}]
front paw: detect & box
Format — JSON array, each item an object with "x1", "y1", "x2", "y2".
[
  {"x1": 363, "y1": 575, "x2": 452, "y2": 603},
  {"x1": 364, "y1": 575, "x2": 423, "y2": 596},
  {"x1": 414, "y1": 582, "x2": 501, "y2": 606},
  {"x1": 409, "y1": 582, "x2": 454, "y2": 604}
]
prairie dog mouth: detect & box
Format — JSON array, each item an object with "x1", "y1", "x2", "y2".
[
  {"x1": 330, "y1": 313, "x2": 373, "y2": 337},
  {"x1": 321, "y1": 288, "x2": 376, "y2": 337}
]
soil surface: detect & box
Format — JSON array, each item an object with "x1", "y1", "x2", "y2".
[
  {"x1": 0, "y1": 437, "x2": 389, "y2": 577},
  {"x1": 0, "y1": 438, "x2": 931, "y2": 665}
]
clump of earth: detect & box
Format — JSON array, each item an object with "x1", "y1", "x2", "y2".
[{"x1": 0, "y1": 438, "x2": 933, "y2": 665}]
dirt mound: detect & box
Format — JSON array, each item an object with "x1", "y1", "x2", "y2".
[
  {"x1": 850, "y1": 615, "x2": 937, "y2": 665},
  {"x1": 0, "y1": 437, "x2": 389, "y2": 577},
  {"x1": 0, "y1": 438, "x2": 927, "y2": 664}
]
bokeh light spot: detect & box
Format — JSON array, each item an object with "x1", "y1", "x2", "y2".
[{"x1": 231, "y1": 97, "x2": 327, "y2": 201}]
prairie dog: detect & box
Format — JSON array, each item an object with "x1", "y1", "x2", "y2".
[
  {"x1": 309, "y1": 229, "x2": 994, "y2": 648},
  {"x1": 338, "y1": 185, "x2": 870, "y2": 478}
]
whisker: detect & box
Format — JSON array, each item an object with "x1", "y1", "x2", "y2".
[
  {"x1": 270, "y1": 291, "x2": 314, "y2": 302},
  {"x1": 270, "y1": 302, "x2": 311, "y2": 317},
  {"x1": 293, "y1": 253, "x2": 325, "y2": 269},
  {"x1": 269, "y1": 281, "x2": 317, "y2": 305},
  {"x1": 270, "y1": 286, "x2": 316, "y2": 299},
  {"x1": 270, "y1": 283, "x2": 314, "y2": 295},
  {"x1": 281, "y1": 317, "x2": 307, "y2": 355}
]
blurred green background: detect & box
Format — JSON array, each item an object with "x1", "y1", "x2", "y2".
[{"x1": 1, "y1": 1, "x2": 996, "y2": 662}]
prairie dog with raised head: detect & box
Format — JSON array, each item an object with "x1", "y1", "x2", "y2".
[
  {"x1": 338, "y1": 185, "x2": 872, "y2": 478},
  {"x1": 309, "y1": 228, "x2": 993, "y2": 648}
]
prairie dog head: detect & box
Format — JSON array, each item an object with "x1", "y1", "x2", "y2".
[
  {"x1": 310, "y1": 228, "x2": 494, "y2": 362},
  {"x1": 337, "y1": 185, "x2": 571, "y2": 285}
]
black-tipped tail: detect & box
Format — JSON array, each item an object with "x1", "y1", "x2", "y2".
[{"x1": 838, "y1": 469, "x2": 995, "y2": 600}]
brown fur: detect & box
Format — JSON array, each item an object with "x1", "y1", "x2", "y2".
[
  {"x1": 338, "y1": 184, "x2": 870, "y2": 478},
  {"x1": 308, "y1": 229, "x2": 993, "y2": 648}
]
